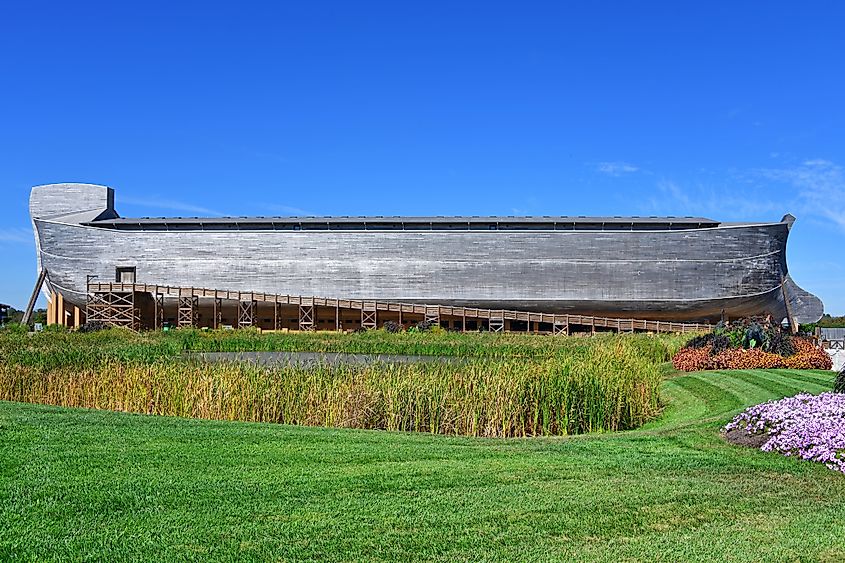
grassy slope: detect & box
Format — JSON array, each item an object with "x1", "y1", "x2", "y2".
[{"x1": 1, "y1": 369, "x2": 842, "y2": 562}]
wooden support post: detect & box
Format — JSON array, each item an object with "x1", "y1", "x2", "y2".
[
  {"x1": 489, "y1": 311, "x2": 505, "y2": 333},
  {"x1": 57, "y1": 292, "x2": 65, "y2": 326},
  {"x1": 214, "y1": 298, "x2": 223, "y2": 329},
  {"x1": 47, "y1": 291, "x2": 55, "y2": 325},
  {"x1": 335, "y1": 302, "x2": 340, "y2": 331},
  {"x1": 238, "y1": 300, "x2": 256, "y2": 329},
  {"x1": 84, "y1": 292, "x2": 93, "y2": 327},
  {"x1": 74, "y1": 305, "x2": 81, "y2": 328},
  {"x1": 462, "y1": 310, "x2": 466, "y2": 332},
  {"x1": 178, "y1": 296, "x2": 198, "y2": 328},
  {"x1": 273, "y1": 301, "x2": 279, "y2": 331},
  {"x1": 780, "y1": 275, "x2": 799, "y2": 334},
  {"x1": 22, "y1": 268, "x2": 48, "y2": 325},
  {"x1": 398, "y1": 308, "x2": 403, "y2": 327},
  {"x1": 361, "y1": 302, "x2": 377, "y2": 330},
  {"x1": 154, "y1": 293, "x2": 164, "y2": 330},
  {"x1": 298, "y1": 301, "x2": 314, "y2": 331},
  {"x1": 553, "y1": 316, "x2": 569, "y2": 336}
]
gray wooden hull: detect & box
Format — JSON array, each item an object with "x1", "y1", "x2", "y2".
[{"x1": 29, "y1": 183, "x2": 824, "y2": 324}]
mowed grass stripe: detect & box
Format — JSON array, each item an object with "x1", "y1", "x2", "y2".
[
  {"x1": 643, "y1": 377, "x2": 703, "y2": 430},
  {"x1": 727, "y1": 369, "x2": 830, "y2": 400},
  {"x1": 658, "y1": 369, "x2": 803, "y2": 428},
  {"x1": 764, "y1": 369, "x2": 834, "y2": 389},
  {"x1": 666, "y1": 374, "x2": 745, "y2": 421},
  {"x1": 644, "y1": 369, "x2": 836, "y2": 446},
  {"x1": 647, "y1": 368, "x2": 834, "y2": 433},
  {"x1": 712, "y1": 370, "x2": 804, "y2": 403},
  {"x1": 698, "y1": 370, "x2": 800, "y2": 413}
]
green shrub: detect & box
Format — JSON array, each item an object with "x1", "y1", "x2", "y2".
[
  {"x1": 382, "y1": 321, "x2": 402, "y2": 333},
  {"x1": 0, "y1": 322, "x2": 28, "y2": 335}
]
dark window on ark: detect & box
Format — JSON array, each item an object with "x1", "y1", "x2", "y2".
[{"x1": 115, "y1": 266, "x2": 136, "y2": 283}]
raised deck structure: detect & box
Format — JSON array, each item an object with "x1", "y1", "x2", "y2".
[{"x1": 83, "y1": 281, "x2": 713, "y2": 334}]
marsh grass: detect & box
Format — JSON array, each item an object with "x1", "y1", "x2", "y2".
[
  {"x1": 0, "y1": 327, "x2": 687, "y2": 364},
  {"x1": 0, "y1": 329, "x2": 685, "y2": 436}
]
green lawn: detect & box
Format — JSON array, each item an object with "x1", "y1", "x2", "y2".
[{"x1": 1, "y1": 368, "x2": 842, "y2": 562}]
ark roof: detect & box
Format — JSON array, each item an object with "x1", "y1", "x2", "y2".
[{"x1": 83, "y1": 215, "x2": 720, "y2": 231}]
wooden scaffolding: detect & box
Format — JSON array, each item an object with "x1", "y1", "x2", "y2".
[{"x1": 86, "y1": 288, "x2": 140, "y2": 330}]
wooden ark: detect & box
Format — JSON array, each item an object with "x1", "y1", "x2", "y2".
[{"x1": 28, "y1": 183, "x2": 824, "y2": 331}]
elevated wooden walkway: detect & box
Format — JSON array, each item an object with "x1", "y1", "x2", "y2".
[{"x1": 86, "y1": 282, "x2": 713, "y2": 335}]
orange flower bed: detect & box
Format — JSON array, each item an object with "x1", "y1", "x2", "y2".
[{"x1": 672, "y1": 337, "x2": 831, "y2": 371}]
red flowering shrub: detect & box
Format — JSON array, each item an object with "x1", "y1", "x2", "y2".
[
  {"x1": 672, "y1": 347, "x2": 710, "y2": 371},
  {"x1": 791, "y1": 337, "x2": 819, "y2": 355},
  {"x1": 783, "y1": 337, "x2": 832, "y2": 370},
  {"x1": 710, "y1": 348, "x2": 783, "y2": 370},
  {"x1": 672, "y1": 332, "x2": 831, "y2": 372}
]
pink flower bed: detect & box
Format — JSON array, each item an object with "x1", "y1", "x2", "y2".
[{"x1": 724, "y1": 393, "x2": 845, "y2": 473}]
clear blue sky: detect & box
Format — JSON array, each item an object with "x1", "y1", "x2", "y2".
[{"x1": 1, "y1": 1, "x2": 843, "y2": 313}]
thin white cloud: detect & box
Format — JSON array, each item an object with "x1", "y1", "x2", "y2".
[
  {"x1": 641, "y1": 159, "x2": 845, "y2": 232},
  {"x1": 648, "y1": 179, "x2": 781, "y2": 220},
  {"x1": 119, "y1": 196, "x2": 225, "y2": 217},
  {"x1": 756, "y1": 159, "x2": 845, "y2": 231},
  {"x1": 0, "y1": 227, "x2": 34, "y2": 244},
  {"x1": 596, "y1": 161, "x2": 639, "y2": 176},
  {"x1": 656, "y1": 180, "x2": 691, "y2": 209}
]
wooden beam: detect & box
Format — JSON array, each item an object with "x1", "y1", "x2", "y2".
[
  {"x1": 47, "y1": 291, "x2": 55, "y2": 325},
  {"x1": 22, "y1": 269, "x2": 48, "y2": 325},
  {"x1": 154, "y1": 293, "x2": 164, "y2": 330},
  {"x1": 57, "y1": 292, "x2": 65, "y2": 326}
]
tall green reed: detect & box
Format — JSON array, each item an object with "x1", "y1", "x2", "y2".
[{"x1": 0, "y1": 333, "x2": 669, "y2": 436}]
